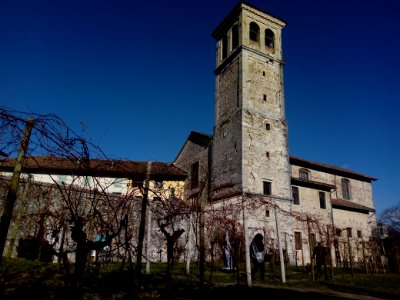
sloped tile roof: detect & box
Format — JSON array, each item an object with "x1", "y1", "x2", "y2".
[
  {"x1": 0, "y1": 156, "x2": 187, "y2": 181},
  {"x1": 331, "y1": 198, "x2": 375, "y2": 213},
  {"x1": 290, "y1": 155, "x2": 377, "y2": 182},
  {"x1": 291, "y1": 177, "x2": 336, "y2": 191}
]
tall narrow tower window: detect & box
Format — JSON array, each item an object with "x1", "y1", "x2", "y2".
[
  {"x1": 319, "y1": 191, "x2": 326, "y2": 209},
  {"x1": 292, "y1": 186, "x2": 300, "y2": 205},
  {"x1": 295, "y1": 232, "x2": 302, "y2": 250},
  {"x1": 342, "y1": 178, "x2": 351, "y2": 200},
  {"x1": 249, "y1": 22, "x2": 260, "y2": 42},
  {"x1": 191, "y1": 161, "x2": 199, "y2": 189},
  {"x1": 347, "y1": 227, "x2": 352, "y2": 238},
  {"x1": 222, "y1": 35, "x2": 228, "y2": 59},
  {"x1": 232, "y1": 24, "x2": 239, "y2": 49},
  {"x1": 265, "y1": 29, "x2": 275, "y2": 48}
]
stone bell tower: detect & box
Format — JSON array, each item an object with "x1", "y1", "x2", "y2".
[{"x1": 210, "y1": 1, "x2": 291, "y2": 201}]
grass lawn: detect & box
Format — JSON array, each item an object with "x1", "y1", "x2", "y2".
[{"x1": 1, "y1": 258, "x2": 399, "y2": 299}]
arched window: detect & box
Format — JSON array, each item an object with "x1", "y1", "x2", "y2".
[
  {"x1": 249, "y1": 22, "x2": 259, "y2": 42},
  {"x1": 222, "y1": 35, "x2": 228, "y2": 59},
  {"x1": 265, "y1": 29, "x2": 274, "y2": 48},
  {"x1": 341, "y1": 178, "x2": 351, "y2": 200},
  {"x1": 232, "y1": 24, "x2": 239, "y2": 49}
]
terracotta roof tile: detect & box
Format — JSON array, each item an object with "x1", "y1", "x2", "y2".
[
  {"x1": 290, "y1": 155, "x2": 377, "y2": 182},
  {"x1": 0, "y1": 156, "x2": 187, "y2": 181},
  {"x1": 331, "y1": 198, "x2": 375, "y2": 213}
]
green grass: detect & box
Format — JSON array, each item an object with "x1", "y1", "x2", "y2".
[
  {"x1": 1, "y1": 259, "x2": 399, "y2": 299},
  {"x1": 205, "y1": 264, "x2": 400, "y2": 299},
  {"x1": 321, "y1": 272, "x2": 400, "y2": 299}
]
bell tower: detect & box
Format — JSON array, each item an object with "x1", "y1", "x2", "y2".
[{"x1": 211, "y1": 2, "x2": 291, "y2": 201}]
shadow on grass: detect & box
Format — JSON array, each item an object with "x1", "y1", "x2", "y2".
[{"x1": 1, "y1": 259, "x2": 399, "y2": 299}]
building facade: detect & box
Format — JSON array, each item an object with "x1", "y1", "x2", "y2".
[{"x1": 0, "y1": 157, "x2": 187, "y2": 261}]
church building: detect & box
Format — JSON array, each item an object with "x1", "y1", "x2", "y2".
[{"x1": 173, "y1": 1, "x2": 377, "y2": 266}]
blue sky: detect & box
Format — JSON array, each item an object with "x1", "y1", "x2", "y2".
[{"x1": 0, "y1": 0, "x2": 399, "y2": 216}]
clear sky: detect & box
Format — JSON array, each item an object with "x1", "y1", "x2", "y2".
[{"x1": 0, "y1": 0, "x2": 399, "y2": 216}]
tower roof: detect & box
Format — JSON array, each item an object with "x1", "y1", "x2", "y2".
[{"x1": 211, "y1": 1, "x2": 287, "y2": 40}]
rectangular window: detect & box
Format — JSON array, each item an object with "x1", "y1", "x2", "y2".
[
  {"x1": 132, "y1": 180, "x2": 143, "y2": 188},
  {"x1": 357, "y1": 230, "x2": 362, "y2": 238},
  {"x1": 154, "y1": 181, "x2": 163, "y2": 189},
  {"x1": 319, "y1": 191, "x2": 326, "y2": 209},
  {"x1": 347, "y1": 227, "x2": 352, "y2": 238},
  {"x1": 292, "y1": 186, "x2": 300, "y2": 205},
  {"x1": 191, "y1": 162, "x2": 199, "y2": 189},
  {"x1": 58, "y1": 175, "x2": 68, "y2": 184},
  {"x1": 299, "y1": 170, "x2": 309, "y2": 180},
  {"x1": 263, "y1": 181, "x2": 271, "y2": 195},
  {"x1": 295, "y1": 232, "x2": 302, "y2": 250},
  {"x1": 114, "y1": 178, "x2": 123, "y2": 189}
]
